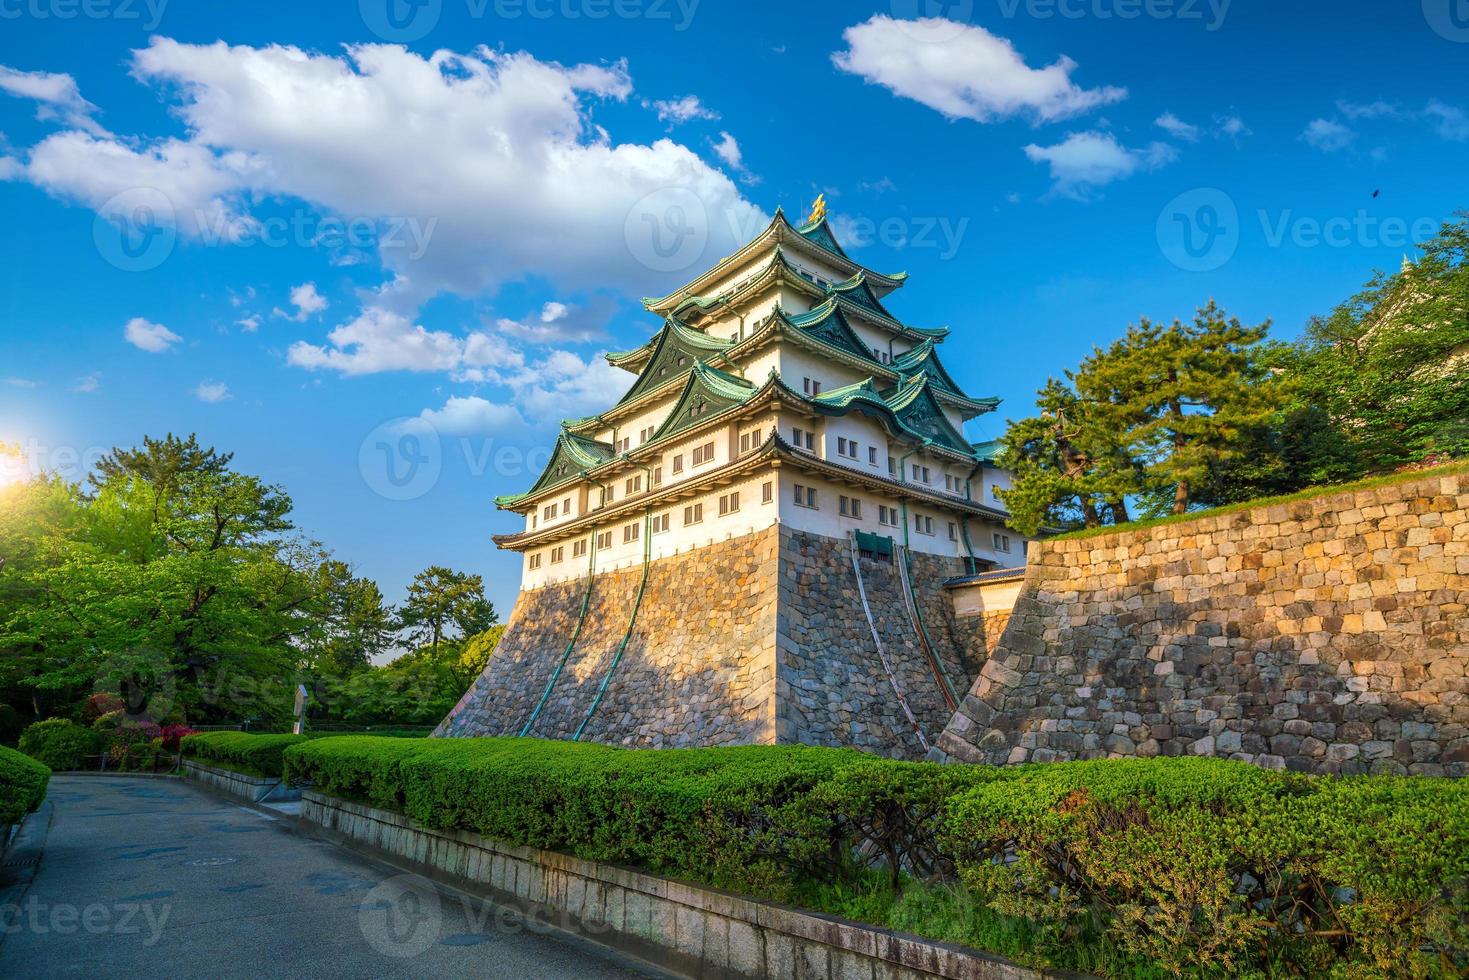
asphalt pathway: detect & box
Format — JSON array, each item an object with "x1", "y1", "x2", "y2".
[{"x1": 0, "y1": 775, "x2": 656, "y2": 979}]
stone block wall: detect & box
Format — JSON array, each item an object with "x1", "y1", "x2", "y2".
[
  {"x1": 438, "y1": 526, "x2": 971, "y2": 759},
  {"x1": 935, "y1": 471, "x2": 1469, "y2": 775}
]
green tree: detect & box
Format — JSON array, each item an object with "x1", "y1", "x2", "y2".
[
  {"x1": 1075, "y1": 300, "x2": 1278, "y2": 516},
  {"x1": 395, "y1": 566, "x2": 498, "y2": 656},
  {"x1": 302, "y1": 561, "x2": 395, "y2": 677}
]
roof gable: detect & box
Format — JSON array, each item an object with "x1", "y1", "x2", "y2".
[
  {"x1": 614, "y1": 318, "x2": 733, "y2": 407},
  {"x1": 648, "y1": 362, "x2": 756, "y2": 444},
  {"x1": 521, "y1": 431, "x2": 615, "y2": 499},
  {"x1": 885, "y1": 376, "x2": 973, "y2": 454}
]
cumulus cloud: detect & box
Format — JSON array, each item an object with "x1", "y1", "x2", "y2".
[
  {"x1": 415, "y1": 348, "x2": 630, "y2": 433},
  {"x1": 1154, "y1": 112, "x2": 1200, "y2": 142},
  {"x1": 274, "y1": 281, "x2": 328, "y2": 321},
  {"x1": 416, "y1": 395, "x2": 524, "y2": 435},
  {"x1": 124, "y1": 317, "x2": 182, "y2": 352},
  {"x1": 195, "y1": 381, "x2": 230, "y2": 402},
  {"x1": 288, "y1": 307, "x2": 463, "y2": 376},
  {"x1": 1301, "y1": 118, "x2": 1356, "y2": 152},
  {"x1": 1023, "y1": 131, "x2": 1176, "y2": 199},
  {"x1": 0, "y1": 65, "x2": 107, "y2": 134},
  {"x1": 832, "y1": 16, "x2": 1125, "y2": 124},
  {"x1": 646, "y1": 94, "x2": 718, "y2": 125},
  {"x1": 710, "y1": 131, "x2": 759, "y2": 185},
  {"x1": 0, "y1": 39, "x2": 765, "y2": 307},
  {"x1": 493, "y1": 299, "x2": 613, "y2": 344}
]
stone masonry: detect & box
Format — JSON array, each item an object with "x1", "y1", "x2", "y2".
[
  {"x1": 934, "y1": 471, "x2": 1469, "y2": 776},
  {"x1": 438, "y1": 526, "x2": 970, "y2": 759}
]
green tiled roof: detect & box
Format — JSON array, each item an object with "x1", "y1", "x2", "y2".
[
  {"x1": 644, "y1": 362, "x2": 757, "y2": 444},
  {"x1": 971, "y1": 439, "x2": 1004, "y2": 462},
  {"x1": 883, "y1": 375, "x2": 974, "y2": 455},
  {"x1": 612, "y1": 317, "x2": 735, "y2": 408}
]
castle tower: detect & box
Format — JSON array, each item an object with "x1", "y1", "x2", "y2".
[{"x1": 436, "y1": 204, "x2": 1026, "y2": 758}]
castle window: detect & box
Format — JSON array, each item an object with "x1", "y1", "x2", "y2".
[
  {"x1": 914, "y1": 514, "x2": 934, "y2": 535},
  {"x1": 791, "y1": 427, "x2": 815, "y2": 451},
  {"x1": 672, "y1": 454, "x2": 684, "y2": 475},
  {"x1": 652, "y1": 513, "x2": 671, "y2": 534},
  {"x1": 878, "y1": 504, "x2": 899, "y2": 527},
  {"x1": 551, "y1": 546, "x2": 565, "y2": 564},
  {"x1": 719, "y1": 491, "x2": 740, "y2": 516},
  {"x1": 652, "y1": 467, "x2": 663, "y2": 486},
  {"x1": 762, "y1": 481, "x2": 773, "y2": 504},
  {"x1": 691, "y1": 442, "x2": 715, "y2": 466},
  {"x1": 624, "y1": 522, "x2": 640, "y2": 543},
  {"x1": 543, "y1": 503, "x2": 557, "y2": 521},
  {"x1": 802, "y1": 377, "x2": 823, "y2": 396},
  {"x1": 794, "y1": 484, "x2": 818, "y2": 510},
  {"x1": 948, "y1": 523, "x2": 958, "y2": 542},
  {"x1": 836, "y1": 437, "x2": 859, "y2": 460},
  {"x1": 868, "y1": 446, "x2": 879, "y2": 466},
  {"x1": 739, "y1": 429, "x2": 761, "y2": 455},
  {"x1": 562, "y1": 498, "x2": 571, "y2": 515},
  {"x1": 839, "y1": 495, "x2": 863, "y2": 519},
  {"x1": 911, "y1": 464, "x2": 931, "y2": 484},
  {"x1": 993, "y1": 533, "x2": 1012, "y2": 553},
  {"x1": 617, "y1": 436, "x2": 631, "y2": 453},
  {"x1": 625, "y1": 474, "x2": 643, "y2": 495},
  {"x1": 596, "y1": 531, "x2": 613, "y2": 550},
  {"x1": 529, "y1": 553, "x2": 543, "y2": 570},
  {"x1": 640, "y1": 426, "x2": 655, "y2": 444},
  {"x1": 573, "y1": 539, "x2": 588, "y2": 558},
  {"x1": 601, "y1": 486, "x2": 615, "y2": 506},
  {"x1": 683, "y1": 502, "x2": 704, "y2": 526}
]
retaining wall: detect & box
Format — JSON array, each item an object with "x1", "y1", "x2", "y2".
[{"x1": 935, "y1": 471, "x2": 1469, "y2": 775}]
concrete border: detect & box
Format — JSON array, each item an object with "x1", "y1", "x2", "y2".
[
  {"x1": 300, "y1": 790, "x2": 1072, "y2": 980},
  {"x1": 181, "y1": 759, "x2": 299, "y2": 803}
]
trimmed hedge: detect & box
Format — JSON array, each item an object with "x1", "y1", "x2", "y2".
[
  {"x1": 180, "y1": 732, "x2": 311, "y2": 778},
  {"x1": 0, "y1": 744, "x2": 51, "y2": 826},
  {"x1": 18, "y1": 718, "x2": 100, "y2": 771},
  {"x1": 283, "y1": 738, "x2": 1469, "y2": 978}
]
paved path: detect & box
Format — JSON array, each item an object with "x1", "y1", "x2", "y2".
[{"x1": 0, "y1": 776, "x2": 656, "y2": 979}]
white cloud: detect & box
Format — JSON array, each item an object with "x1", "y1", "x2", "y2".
[
  {"x1": 2, "y1": 39, "x2": 764, "y2": 306},
  {"x1": 287, "y1": 307, "x2": 463, "y2": 376},
  {"x1": 124, "y1": 317, "x2": 182, "y2": 353},
  {"x1": 832, "y1": 16, "x2": 1126, "y2": 124},
  {"x1": 0, "y1": 65, "x2": 106, "y2": 135},
  {"x1": 1336, "y1": 100, "x2": 1400, "y2": 120},
  {"x1": 4, "y1": 377, "x2": 39, "y2": 388},
  {"x1": 236, "y1": 314, "x2": 261, "y2": 332},
  {"x1": 70, "y1": 373, "x2": 99, "y2": 393},
  {"x1": 1424, "y1": 100, "x2": 1469, "y2": 142},
  {"x1": 1301, "y1": 118, "x2": 1356, "y2": 152},
  {"x1": 1154, "y1": 112, "x2": 1199, "y2": 142},
  {"x1": 493, "y1": 299, "x2": 611, "y2": 344},
  {"x1": 1023, "y1": 131, "x2": 1176, "y2": 199},
  {"x1": 1216, "y1": 114, "x2": 1252, "y2": 142},
  {"x1": 647, "y1": 95, "x2": 718, "y2": 125},
  {"x1": 711, "y1": 131, "x2": 743, "y2": 169},
  {"x1": 274, "y1": 281, "x2": 328, "y2": 321},
  {"x1": 416, "y1": 395, "x2": 523, "y2": 435},
  {"x1": 195, "y1": 381, "x2": 230, "y2": 402}
]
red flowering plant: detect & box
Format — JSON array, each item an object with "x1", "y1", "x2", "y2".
[{"x1": 158, "y1": 724, "x2": 198, "y2": 752}]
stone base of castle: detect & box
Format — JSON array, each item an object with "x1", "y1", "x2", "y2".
[{"x1": 436, "y1": 527, "x2": 977, "y2": 759}]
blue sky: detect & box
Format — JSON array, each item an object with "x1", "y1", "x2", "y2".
[{"x1": 1, "y1": 1, "x2": 1466, "y2": 617}]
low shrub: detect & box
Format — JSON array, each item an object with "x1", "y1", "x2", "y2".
[
  {"x1": 181, "y1": 732, "x2": 311, "y2": 778},
  {"x1": 282, "y1": 739, "x2": 1468, "y2": 978},
  {"x1": 18, "y1": 718, "x2": 101, "y2": 771},
  {"x1": 0, "y1": 744, "x2": 50, "y2": 826}
]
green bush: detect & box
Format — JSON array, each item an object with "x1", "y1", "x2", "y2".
[
  {"x1": 180, "y1": 732, "x2": 311, "y2": 778},
  {"x1": 283, "y1": 739, "x2": 1468, "y2": 978},
  {"x1": 18, "y1": 718, "x2": 101, "y2": 771},
  {"x1": 0, "y1": 744, "x2": 50, "y2": 826}
]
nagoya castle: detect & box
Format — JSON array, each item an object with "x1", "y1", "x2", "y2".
[{"x1": 437, "y1": 198, "x2": 1027, "y2": 759}]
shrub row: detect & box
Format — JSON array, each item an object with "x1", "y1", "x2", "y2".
[
  {"x1": 0, "y1": 744, "x2": 51, "y2": 826},
  {"x1": 283, "y1": 737, "x2": 1468, "y2": 978},
  {"x1": 17, "y1": 718, "x2": 101, "y2": 771},
  {"x1": 181, "y1": 732, "x2": 311, "y2": 778}
]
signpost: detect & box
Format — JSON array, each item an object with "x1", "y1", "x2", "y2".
[{"x1": 292, "y1": 684, "x2": 308, "y2": 735}]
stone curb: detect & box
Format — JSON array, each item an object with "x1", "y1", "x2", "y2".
[{"x1": 299, "y1": 790, "x2": 1082, "y2": 980}]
